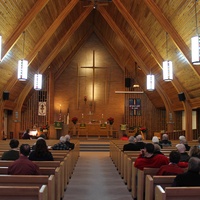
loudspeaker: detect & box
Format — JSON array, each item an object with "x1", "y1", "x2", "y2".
[
  {"x1": 3, "y1": 91, "x2": 9, "y2": 100},
  {"x1": 125, "y1": 78, "x2": 132, "y2": 87},
  {"x1": 178, "y1": 92, "x2": 186, "y2": 101}
]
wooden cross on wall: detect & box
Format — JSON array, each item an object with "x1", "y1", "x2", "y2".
[{"x1": 81, "y1": 50, "x2": 107, "y2": 110}]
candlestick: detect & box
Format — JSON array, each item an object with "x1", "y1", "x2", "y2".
[
  {"x1": 102, "y1": 114, "x2": 103, "y2": 119},
  {"x1": 82, "y1": 113, "x2": 84, "y2": 119}
]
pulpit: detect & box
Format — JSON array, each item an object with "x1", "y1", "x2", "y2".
[{"x1": 54, "y1": 121, "x2": 63, "y2": 139}]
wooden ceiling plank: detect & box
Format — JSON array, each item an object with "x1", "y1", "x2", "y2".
[
  {"x1": 114, "y1": 0, "x2": 188, "y2": 99},
  {"x1": 3, "y1": 0, "x2": 79, "y2": 95},
  {"x1": 15, "y1": 7, "x2": 94, "y2": 110},
  {"x1": 144, "y1": 0, "x2": 200, "y2": 78},
  {"x1": 2, "y1": 0, "x2": 49, "y2": 61},
  {"x1": 98, "y1": 6, "x2": 173, "y2": 112}
]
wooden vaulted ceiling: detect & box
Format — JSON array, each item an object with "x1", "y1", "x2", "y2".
[{"x1": 0, "y1": 0, "x2": 200, "y2": 112}]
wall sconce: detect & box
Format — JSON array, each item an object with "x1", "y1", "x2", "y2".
[
  {"x1": 146, "y1": 74, "x2": 155, "y2": 91},
  {"x1": 163, "y1": 33, "x2": 173, "y2": 81},
  {"x1": 191, "y1": 0, "x2": 200, "y2": 65},
  {"x1": 34, "y1": 74, "x2": 42, "y2": 90},
  {"x1": 18, "y1": 32, "x2": 28, "y2": 81}
]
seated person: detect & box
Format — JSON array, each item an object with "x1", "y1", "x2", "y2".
[
  {"x1": 8, "y1": 144, "x2": 40, "y2": 175},
  {"x1": 1, "y1": 139, "x2": 19, "y2": 160},
  {"x1": 29, "y1": 139, "x2": 53, "y2": 161},
  {"x1": 176, "y1": 143, "x2": 190, "y2": 168},
  {"x1": 52, "y1": 136, "x2": 68, "y2": 150},
  {"x1": 172, "y1": 157, "x2": 200, "y2": 186},
  {"x1": 152, "y1": 136, "x2": 162, "y2": 148},
  {"x1": 153, "y1": 144, "x2": 164, "y2": 155},
  {"x1": 189, "y1": 145, "x2": 200, "y2": 158},
  {"x1": 120, "y1": 133, "x2": 129, "y2": 141},
  {"x1": 32, "y1": 134, "x2": 46, "y2": 151},
  {"x1": 65, "y1": 134, "x2": 74, "y2": 150},
  {"x1": 159, "y1": 134, "x2": 171, "y2": 147},
  {"x1": 123, "y1": 136, "x2": 140, "y2": 151},
  {"x1": 135, "y1": 134, "x2": 146, "y2": 150},
  {"x1": 157, "y1": 150, "x2": 184, "y2": 175},
  {"x1": 22, "y1": 129, "x2": 31, "y2": 139},
  {"x1": 134, "y1": 143, "x2": 169, "y2": 170},
  {"x1": 179, "y1": 135, "x2": 190, "y2": 151}
]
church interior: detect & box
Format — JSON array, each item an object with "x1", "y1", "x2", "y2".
[{"x1": 0, "y1": 0, "x2": 200, "y2": 141}]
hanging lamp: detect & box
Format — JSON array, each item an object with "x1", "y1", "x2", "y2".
[
  {"x1": 147, "y1": 74, "x2": 155, "y2": 91},
  {"x1": 34, "y1": 74, "x2": 42, "y2": 90},
  {"x1": 163, "y1": 33, "x2": 173, "y2": 81},
  {"x1": 191, "y1": 0, "x2": 200, "y2": 65},
  {"x1": 18, "y1": 32, "x2": 28, "y2": 81}
]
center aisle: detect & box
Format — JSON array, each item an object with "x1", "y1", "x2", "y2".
[{"x1": 63, "y1": 152, "x2": 133, "y2": 200}]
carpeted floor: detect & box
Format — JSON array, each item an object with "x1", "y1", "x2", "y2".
[{"x1": 63, "y1": 152, "x2": 133, "y2": 200}]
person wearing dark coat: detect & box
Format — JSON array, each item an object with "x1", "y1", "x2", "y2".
[
  {"x1": 135, "y1": 134, "x2": 145, "y2": 150},
  {"x1": 172, "y1": 157, "x2": 200, "y2": 186},
  {"x1": 29, "y1": 139, "x2": 53, "y2": 161},
  {"x1": 123, "y1": 136, "x2": 140, "y2": 151},
  {"x1": 65, "y1": 134, "x2": 74, "y2": 150}
]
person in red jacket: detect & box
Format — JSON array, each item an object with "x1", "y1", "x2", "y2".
[
  {"x1": 134, "y1": 143, "x2": 169, "y2": 170},
  {"x1": 156, "y1": 150, "x2": 185, "y2": 175}
]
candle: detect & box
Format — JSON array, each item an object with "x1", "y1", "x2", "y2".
[
  {"x1": 102, "y1": 114, "x2": 104, "y2": 119},
  {"x1": 82, "y1": 113, "x2": 84, "y2": 118}
]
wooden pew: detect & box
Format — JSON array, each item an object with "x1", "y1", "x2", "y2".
[
  {"x1": 0, "y1": 161, "x2": 62, "y2": 200},
  {"x1": 137, "y1": 168, "x2": 160, "y2": 200},
  {"x1": 155, "y1": 185, "x2": 200, "y2": 200},
  {"x1": 0, "y1": 175, "x2": 53, "y2": 200},
  {"x1": 145, "y1": 175, "x2": 176, "y2": 200},
  {"x1": 0, "y1": 185, "x2": 48, "y2": 200}
]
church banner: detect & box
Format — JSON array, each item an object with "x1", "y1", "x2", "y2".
[
  {"x1": 38, "y1": 102, "x2": 47, "y2": 116},
  {"x1": 129, "y1": 98, "x2": 141, "y2": 116}
]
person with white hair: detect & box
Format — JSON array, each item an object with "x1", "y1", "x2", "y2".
[
  {"x1": 123, "y1": 136, "x2": 140, "y2": 151},
  {"x1": 179, "y1": 135, "x2": 190, "y2": 151},
  {"x1": 65, "y1": 134, "x2": 74, "y2": 150},
  {"x1": 52, "y1": 136, "x2": 67, "y2": 150},
  {"x1": 176, "y1": 143, "x2": 190, "y2": 162},
  {"x1": 135, "y1": 134, "x2": 146, "y2": 150},
  {"x1": 159, "y1": 134, "x2": 172, "y2": 147},
  {"x1": 152, "y1": 136, "x2": 162, "y2": 149}
]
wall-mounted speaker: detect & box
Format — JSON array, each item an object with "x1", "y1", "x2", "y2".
[
  {"x1": 3, "y1": 91, "x2": 9, "y2": 100},
  {"x1": 125, "y1": 78, "x2": 132, "y2": 88},
  {"x1": 178, "y1": 92, "x2": 186, "y2": 101}
]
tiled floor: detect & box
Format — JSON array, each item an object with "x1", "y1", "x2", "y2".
[{"x1": 63, "y1": 152, "x2": 133, "y2": 200}]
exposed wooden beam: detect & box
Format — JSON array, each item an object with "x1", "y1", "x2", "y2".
[
  {"x1": 98, "y1": 6, "x2": 173, "y2": 112},
  {"x1": 2, "y1": 0, "x2": 49, "y2": 61},
  {"x1": 114, "y1": 0, "x2": 189, "y2": 99},
  {"x1": 3, "y1": 0, "x2": 79, "y2": 94},
  {"x1": 144, "y1": 0, "x2": 200, "y2": 78},
  {"x1": 15, "y1": 6, "x2": 94, "y2": 110}
]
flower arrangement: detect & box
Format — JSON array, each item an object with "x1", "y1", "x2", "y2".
[
  {"x1": 140, "y1": 127, "x2": 147, "y2": 133},
  {"x1": 72, "y1": 117, "x2": 78, "y2": 124},
  {"x1": 40, "y1": 124, "x2": 49, "y2": 132},
  {"x1": 107, "y1": 117, "x2": 114, "y2": 125}
]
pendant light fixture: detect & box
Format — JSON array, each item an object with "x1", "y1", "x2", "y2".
[
  {"x1": 147, "y1": 74, "x2": 155, "y2": 91},
  {"x1": 18, "y1": 31, "x2": 28, "y2": 81},
  {"x1": 34, "y1": 74, "x2": 42, "y2": 90},
  {"x1": 191, "y1": 0, "x2": 200, "y2": 65},
  {"x1": 163, "y1": 33, "x2": 173, "y2": 81}
]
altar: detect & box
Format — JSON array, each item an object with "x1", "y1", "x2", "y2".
[{"x1": 76, "y1": 123, "x2": 113, "y2": 138}]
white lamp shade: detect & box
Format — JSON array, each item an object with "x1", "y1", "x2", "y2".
[
  {"x1": 34, "y1": 74, "x2": 42, "y2": 90},
  {"x1": 191, "y1": 35, "x2": 200, "y2": 65},
  {"x1": 147, "y1": 74, "x2": 155, "y2": 91},
  {"x1": 18, "y1": 60, "x2": 28, "y2": 81},
  {"x1": 163, "y1": 60, "x2": 173, "y2": 81}
]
